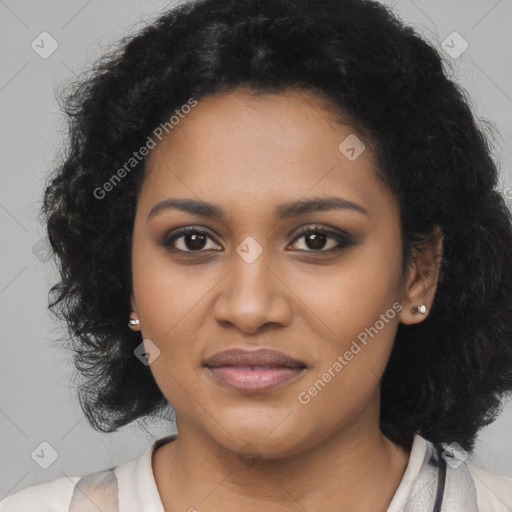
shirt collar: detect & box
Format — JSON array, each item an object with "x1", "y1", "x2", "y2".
[{"x1": 134, "y1": 432, "x2": 478, "y2": 512}]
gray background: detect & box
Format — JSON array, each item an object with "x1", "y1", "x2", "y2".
[{"x1": 1, "y1": 0, "x2": 511, "y2": 499}]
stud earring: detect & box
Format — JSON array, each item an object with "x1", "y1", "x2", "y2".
[
  {"x1": 128, "y1": 317, "x2": 140, "y2": 329},
  {"x1": 411, "y1": 305, "x2": 427, "y2": 314}
]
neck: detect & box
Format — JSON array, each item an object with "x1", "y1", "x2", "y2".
[{"x1": 153, "y1": 402, "x2": 411, "y2": 512}]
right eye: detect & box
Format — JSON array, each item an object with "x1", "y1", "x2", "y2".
[{"x1": 161, "y1": 226, "x2": 223, "y2": 253}]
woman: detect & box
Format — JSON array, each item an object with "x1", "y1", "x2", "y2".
[{"x1": 1, "y1": 0, "x2": 511, "y2": 510}]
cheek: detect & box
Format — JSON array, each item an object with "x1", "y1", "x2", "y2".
[
  {"x1": 292, "y1": 292, "x2": 399, "y2": 437},
  {"x1": 131, "y1": 241, "x2": 209, "y2": 407},
  {"x1": 131, "y1": 230, "x2": 213, "y2": 342},
  {"x1": 288, "y1": 239, "x2": 403, "y2": 346},
  {"x1": 288, "y1": 240, "x2": 402, "y2": 409}
]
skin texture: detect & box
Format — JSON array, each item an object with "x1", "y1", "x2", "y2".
[{"x1": 129, "y1": 88, "x2": 442, "y2": 511}]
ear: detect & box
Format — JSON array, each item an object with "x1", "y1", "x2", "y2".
[{"x1": 399, "y1": 226, "x2": 443, "y2": 325}]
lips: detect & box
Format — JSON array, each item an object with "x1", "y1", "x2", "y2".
[
  {"x1": 203, "y1": 348, "x2": 307, "y2": 369},
  {"x1": 203, "y1": 348, "x2": 307, "y2": 393}
]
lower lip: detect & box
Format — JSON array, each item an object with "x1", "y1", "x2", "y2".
[{"x1": 205, "y1": 366, "x2": 306, "y2": 393}]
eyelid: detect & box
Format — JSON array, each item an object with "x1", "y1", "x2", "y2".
[{"x1": 290, "y1": 223, "x2": 354, "y2": 242}]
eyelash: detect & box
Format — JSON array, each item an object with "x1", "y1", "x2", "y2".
[{"x1": 161, "y1": 225, "x2": 356, "y2": 256}]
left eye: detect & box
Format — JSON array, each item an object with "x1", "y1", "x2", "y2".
[{"x1": 288, "y1": 227, "x2": 354, "y2": 253}]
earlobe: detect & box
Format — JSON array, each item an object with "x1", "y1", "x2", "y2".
[
  {"x1": 399, "y1": 227, "x2": 443, "y2": 325},
  {"x1": 128, "y1": 294, "x2": 141, "y2": 331}
]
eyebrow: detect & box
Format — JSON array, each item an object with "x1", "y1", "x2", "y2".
[{"x1": 147, "y1": 196, "x2": 369, "y2": 221}]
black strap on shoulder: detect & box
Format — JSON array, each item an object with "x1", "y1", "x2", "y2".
[{"x1": 433, "y1": 450, "x2": 447, "y2": 512}]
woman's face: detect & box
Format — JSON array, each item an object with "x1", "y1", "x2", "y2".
[{"x1": 130, "y1": 88, "x2": 416, "y2": 458}]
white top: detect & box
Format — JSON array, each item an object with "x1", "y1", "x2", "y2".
[{"x1": 1, "y1": 433, "x2": 511, "y2": 511}]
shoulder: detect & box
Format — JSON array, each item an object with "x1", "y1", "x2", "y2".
[
  {"x1": 466, "y1": 462, "x2": 512, "y2": 512},
  {"x1": 0, "y1": 435, "x2": 174, "y2": 512},
  {"x1": 0, "y1": 469, "x2": 118, "y2": 512},
  {"x1": 0, "y1": 475, "x2": 80, "y2": 512}
]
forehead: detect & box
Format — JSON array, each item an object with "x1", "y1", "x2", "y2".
[{"x1": 140, "y1": 88, "x2": 392, "y2": 220}]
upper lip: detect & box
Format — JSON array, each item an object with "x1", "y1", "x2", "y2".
[{"x1": 203, "y1": 348, "x2": 307, "y2": 368}]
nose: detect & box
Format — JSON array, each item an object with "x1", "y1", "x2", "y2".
[{"x1": 213, "y1": 250, "x2": 292, "y2": 335}]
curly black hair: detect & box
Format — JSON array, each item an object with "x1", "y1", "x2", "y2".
[{"x1": 43, "y1": 0, "x2": 512, "y2": 452}]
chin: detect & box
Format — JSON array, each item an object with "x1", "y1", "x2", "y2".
[{"x1": 206, "y1": 409, "x2": 309, "y2": 460}]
